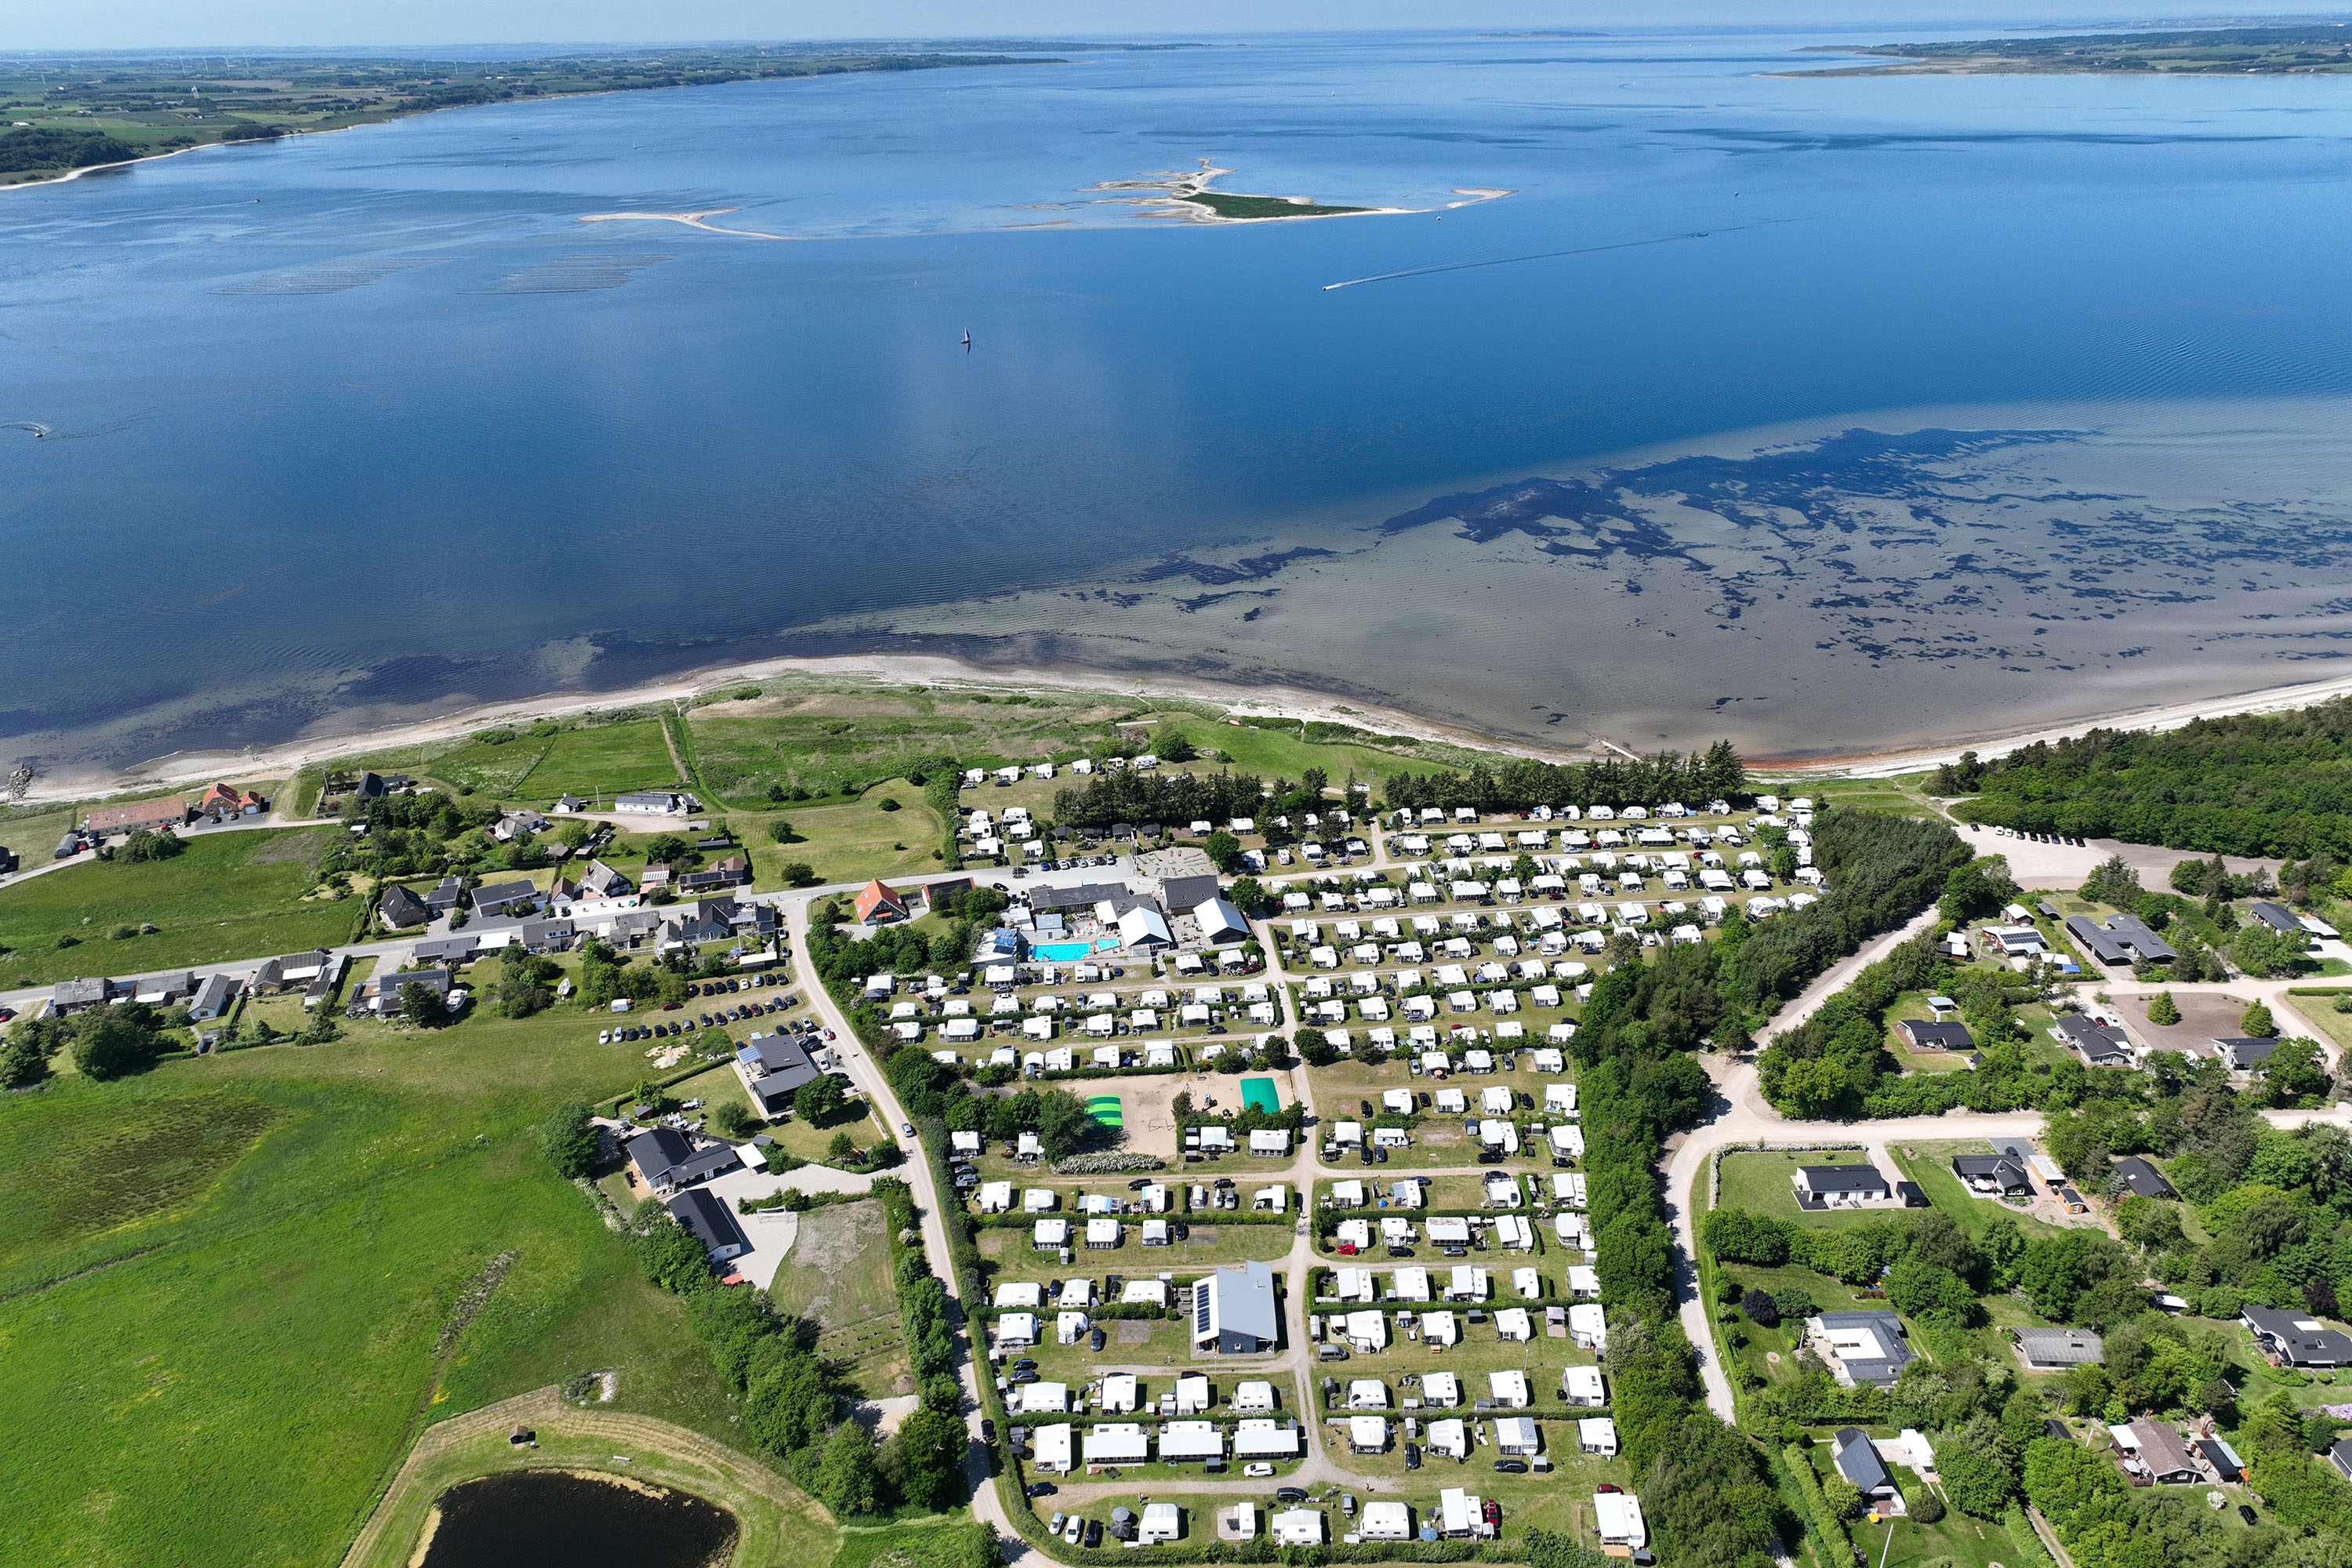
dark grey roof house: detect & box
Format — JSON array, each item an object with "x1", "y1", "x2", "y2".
[
  {"x1": 52, "y1": 976, "x2": 117, "y2": 1013},
  {"x1": 411, "y1": 935, "x2": 480, "y2": 968},
  {"x1": 2214, "y1": 1036, "x2": 2280, "y2": 1072},
  {"x1": 2248, "y1": 901, "x2": 2304, "y2": 935},
  {"x1": 626, "y1": 1127, "x2": 743, "y2": 1194},
  {"x1": 1158, "y1": 873, "x2": 1224, "y2": 916},
  {"x1": 1029, "y1": 881, "x2": 1132, "y2": 915},
  {"x1": 1897, "y1": 1019, "x2": 1976, "y2": 1053},
  {"x1": 2242, "y1": 1304, "x2": 2352, "y2": 1368},
  {"x1": 377, "y1": 883, "x2": 432, "y2": 929},
  {"x1": 1831, "y1": 1428, "x2": 1896, "y2": 1499},
  {"x1": 1953, "y1": 1152, "x2": 2032, "y2": 1196},
  {"x1": 735, "y1": 1036, "x2": 821, "y2": 1116},
  {"x1": 2330, "y1": 1436, "x2": 2352, "y2": 1483},
  {"x1": 1791, "y1": 1164, "x2": 1893, "y2": 1208},
  {"x1": 2113, "y1": 1156, "x2": 2177, "y2": 1200},
  {"x1": 2052, "y1": 1014, "x2": 2135, "y2": 1067},
  {"x1": 1806, "y1": 1312, "x2": 1915, "y2": 1388},
  {"x1": 424, "y1": 876, "x2": 466, "y2": 914},
  {"x1": 666, "y1": 1186, "x2": 750, "y2": 1262},
  {"x1": 470, "y1": 880, "x2": 543, "y2": 918},
  {"x1": 187, "y1": 972, "x2": 241, "y2": 1021},
  {"x1": 2064, "y1": 913, "x2": 2178, "y2": 967}
]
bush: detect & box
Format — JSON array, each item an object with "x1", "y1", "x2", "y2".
[
  {"x1": 1743, "y1": 1288, "x2": 1781, "y2": 1328},
  {"x1": 781, "y1": 861, "x2": 821, "y2": 887},
  {"x1": 878, "y1": 798, "x2": 901, "y2": 812},
  {"x1": 539, "y1": 1102, "x2": 600, "y2": 1179},
  {"x1": 2145, "y1": 990, "x2": 2180, "y2": 1025},
  {"x1": 2240, "y1": 1000, "x2": 2277, "y2": 1037},
  {"x1": 1909, "y1": 1488, "x2": 1945, "y2": 1524}
]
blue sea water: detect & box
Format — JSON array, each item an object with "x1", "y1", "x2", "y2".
[{"x1": 8, "y1": 27, "x2": 2352, "y2": 769}]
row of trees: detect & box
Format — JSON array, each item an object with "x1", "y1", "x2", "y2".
[{"x1": 1378, "y1": 741, "x2": 1747, "y2": 814}]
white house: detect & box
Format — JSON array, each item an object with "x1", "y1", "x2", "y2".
[
  {"x1": 1578, "y1": 1416, "x2": 1619, "y2": 1455},
  {"x1": 1272, "y1": 1509, "x2": 1326, "y2": 1547}
]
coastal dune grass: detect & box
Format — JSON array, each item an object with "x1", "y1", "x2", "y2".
[
  {"x1": 0, "y1": 1018, "x2": 767, "y2": 1568},
  {"x1": 0, "y1": 826, "x2": 353, "y2": 987}
]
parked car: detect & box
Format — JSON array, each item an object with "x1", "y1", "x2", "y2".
[
  {"x1": 1403, "y1": 1442, "x2": 1422, "y2": 1470},
  {"x1": 2239, "y1": 1507, "x2": 2259, "y2": 1527},
  {"x1": 1090, "y1": 1327, "x2": 1107, "y2": 1352},
  {"x1": 1494, "y1": 1459, "x2": 1529, "y2": 1473},
  {"x1": 1011, "y1": 1359, "x2": 1038, "y2": 1371},
  {"x1": 980, "y1": 1418, "x2": 996, "y2": 1443},
  {"x1": 1596, "y1": 1483, "x2": 1621, "y2": 1494},
  {"x1": 1026, "y1": 1482, "x2": 1057, "y2": 1498},
  {"x1": 1243, "y1": 1462, "x2": 1274, "y2": 1479},
  {"x1": 1359, "y1": 1098, "x2": 1374, "y2": 1117},
  {"x1": 1483, "y1": 1500, "x2": 1502, "y2": 1529},
  {"x1": 1276, "y1": 1487, "x2": 1308, "y2": 1504},
  {"x1": 1084, "y1": 1520, "x2": 1102, "y2": 1549},
  {"x1": 1062, "y1": 1517, "x2": 1083, "y2": 1546},
  {"x1": 1048, "y1": 1512, "x2": 1067, "y2": 1534}
]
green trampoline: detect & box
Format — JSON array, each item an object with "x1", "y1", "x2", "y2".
[
  {"x1": 1239, "y1": 1077, "x2": 1279, "y2": 1115},
  {"x1": 1085, "y1": 1094, "x2": 1123, "y2": 1129}
]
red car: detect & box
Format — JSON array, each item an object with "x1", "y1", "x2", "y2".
[
  {"x1": 1596, "y1": 1483, "x2": 1621, "y2": 1494},
  {"x1": 1483, "y1": 1500, "x2": 1502, "y2": 1529}
]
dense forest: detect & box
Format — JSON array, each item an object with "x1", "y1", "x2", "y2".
[
  {"x1": 0, "y1": 127, "x2": 137, "y2": 172},
  {"x1": 1944, "y1": 699, "x2": 2352, "y2": 858}
]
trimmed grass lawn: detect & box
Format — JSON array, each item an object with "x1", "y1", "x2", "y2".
[
  {"x1": 0, "y1": 1004, "x2": 794, "y2": 1568},
  {"x1": 975, "y1": 1221, "x2": 1291, "y2": 1276},
  {"x1": 0, "y1": 797, "x2": 88, "y2": 870},
  {"x1": 1717, "y1": 1149, "x2": 1885, "y2": 1227},
  {"x1": 0, "y1": 827, "x2": 358, "y2": 987}
]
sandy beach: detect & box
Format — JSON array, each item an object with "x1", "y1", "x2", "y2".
[{"x1": 31, "y1": 642, "x2": 2352, "y2": 810}]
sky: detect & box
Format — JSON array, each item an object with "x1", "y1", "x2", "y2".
[{"x1": 9, "y1": 2, "x2": 2336, "y2": 51}]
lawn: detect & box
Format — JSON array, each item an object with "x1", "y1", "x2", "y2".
[
  {"x1": 0, "y1": 826, "x2": 358, "y2": 988},
  {"x1": 344, "y1": 714, "x2": 680, "y2": 807},
  {"x1": 975, "y1": 1221, "x2": 1293, "y2": 1275},
  {"x1": 0, "y1": 1004, "x2": 762, "y2": 1568},
  {"x1": 1716, "y1": 1149, "x2": 1886, "y2": 1227},
  {"x1": 753, "y1": 787, "x2": 948, "y2": 887},
  {"x1": 0, "y1": 797, "x2": 88, "y2": 870}
]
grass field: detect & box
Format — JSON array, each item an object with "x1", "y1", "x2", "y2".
[
  {"x1": 0, "y1": 826, "x2": 357, "y2": 988},
  {"x1": 0, "y1": 1001, "x2": 775, "y2": 1567},
  {"x1": 1715, "y1": 1149, "x2": 1887, "y2": 1226},
  {"x1": 762, "y1": 1197, "x2": 910, "y2": 1399}
]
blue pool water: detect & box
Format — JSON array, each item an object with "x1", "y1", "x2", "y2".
[{"x1": 1029, "y1": 939, "x2": 1123, "y2": 962}]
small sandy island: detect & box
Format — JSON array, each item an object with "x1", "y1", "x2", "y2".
[
  {"x1": 1081, "y1": 158, "x2": 1512, "y2": 223},
  {"x1": 579, "y1": 209, "x2": 800, "y2": 241}
]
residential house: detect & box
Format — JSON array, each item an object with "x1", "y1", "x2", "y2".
[
  {"x1": 1952, "y1": 1152, "x2": 2033, "y2": 1197},
  {"x1": 1831, "y1": 1428, "x2": 1898, "y2": 1503},
  {"x1": 1806, "y1": 1312, "x2": 1915, "y2": 1387},
  {"x1": 470, "y1": 880, "x2": 543, "y2": 919},
  {"x1": 84, "y1": 797, "x2": 187, "y2": 837},
  {"x1": 735, "y1": 1036, "x2": 821, "y2": 1116},
  {"x1": 665, "y1": 1188, "x2": 749, "y2": 1262},
  {"x1": 350, "y1": 965, "x2": 455, "y2": 1016},
  {"x1": 2053, "y1": 1014, "x2": 2136, "y2": 1068},
  {"x1": 2013, "y1": 1327, "x2": 2105, "y2": 1370},
  {"x1": 377, "y1": 883, "x2": 432, "y2": 929},
  {"x1": 187, "y1": 972, "x2": 241, "y2": 1021},
  {"x1": 51, "y1": 977, "x2": 118, "y2": 1014},
  {"x1": 2215, "y1": 1036, "x2": 2281, "y2": 1073},
  {"x1": 1792, "y1": 1164, "x2": 1893, "y2": 1208},
  {"x1": 2242, "y1": 1303, "x2": 2352, "y2": 1368},
  {"x1": 1896, "y1": 1019, "x2": 1975, "y2": 1053},
  {"x1": 1192, "y1": 1259, "x2": 1279, "y2": 1352},
  {"x1": 2065, "y1": 913, "x2": 2177, "y2": 967},
  {"x1": 2113, "y1": 1156, "x2": 2177, "y2": 1200},
  {"x1": 626, "y1": 1127, "x2": 742, "y2": 1194},
  {"x1": 613, "y1": 791, "x2": 690, "y2": 816},
  {"x1": 855, "y1": 880, "x2": 911, "y2": 924},
  {"x1": 2118, "y1": 1420, "x2": 2201, "y2": 1485}
]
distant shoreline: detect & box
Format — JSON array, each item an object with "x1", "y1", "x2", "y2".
[{"x1": 33, "y1": 645, "x2": 2352, "y2": 809}]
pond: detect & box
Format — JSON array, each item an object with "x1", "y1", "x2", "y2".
[{"x1": 419, "y1": 1469, "x2": 737, "y2": 1568}]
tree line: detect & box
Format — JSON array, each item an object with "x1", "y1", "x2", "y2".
[{"x1": 1378, "y1": 741, "x2": 1746, "y2": 814}]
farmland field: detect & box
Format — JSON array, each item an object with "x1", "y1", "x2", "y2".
[{"x1": 0, "y1": 826, "x2": 356, "y2": 987}]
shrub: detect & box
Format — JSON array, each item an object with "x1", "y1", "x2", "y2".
[
  {"x1": 1909, "y1": 1488, "x2": 1945, "y2": 1524},
  {"x1": 1743, "y1": 1288, "x2": 1781, "y2": 1328},
  {"x1": 2146, "y1": 991, "x2": 2180, "y2": 1025},
  {"x1": 2240, "y1": 1000, "x2": 2277, "y2": 1037}
]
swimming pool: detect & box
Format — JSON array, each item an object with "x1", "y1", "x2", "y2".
[
  {"x1": 1029, "y1": 938, "x2": 1121, "y2": 962},
  {"x1": 1240, "y1": 1077, "x2": 1279, "y2": 1115}
]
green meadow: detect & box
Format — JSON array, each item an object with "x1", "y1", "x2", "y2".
[
  {"x1": 0, "y1": 1009, "x2": 746, "y2": 1567},
  {"x1": 0, "y1": 827, "x2": 357, "y2": 989}
]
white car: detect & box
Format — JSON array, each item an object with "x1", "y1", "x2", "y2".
[
  {"x1": 1243, "y1": 1461, "x2": 1274, "y2": 1479},
  {"x1": 599, "y1": 1029, "x2": 611, "y2": 1044},
  {"x1": 1062, "y1": 1516, "x2": 1083, "y2": 1546}
]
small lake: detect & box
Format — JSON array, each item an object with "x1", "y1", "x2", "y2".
[{"x1": 418, "y1": 1469, "x2": 737, "y2": 1568}]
